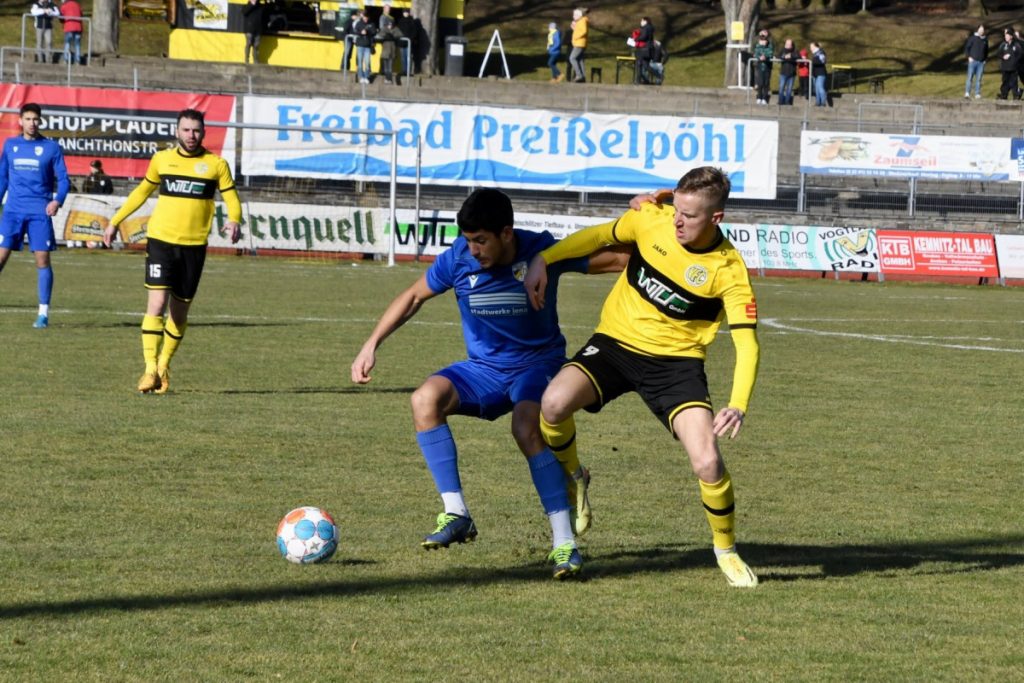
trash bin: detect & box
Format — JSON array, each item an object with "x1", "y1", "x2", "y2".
[{"x1": 445, "y1": 35, "x2": 467, "y2": 77}]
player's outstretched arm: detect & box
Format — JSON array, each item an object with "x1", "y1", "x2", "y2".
[
  {"x1": 104, "y1": 178, "x2": 158, "y2": 246},
  {"x1": 524, "y1": 254, "x2": 549, "y2": 310},
  {"x1": 587, "y1": 244, "x2": 631, "y2": 274},
  {"x1": 351, "y1": 274, "x2": 437, "y2": 384},
  {"x1": 628, "y1": 188, "x2": 673, "y2": 211}
]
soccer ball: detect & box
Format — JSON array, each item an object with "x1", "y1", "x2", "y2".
[{"x1": 276, "y1": 506, "x2": 338, "y2": 564}]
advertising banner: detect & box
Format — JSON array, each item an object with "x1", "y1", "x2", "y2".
[
  {"x1": 241, "y1": 96, "x2": 779, "y2": 198},
  {"x1": 878, "y1": 230, "x2": 998, "y2": 276},
  {"x1": 0, "y1": 84, "x2": 237, "y2": 178},
  {"x1": 800, "y1": 131, "x2": 1021, "y2": 181},
  {"x1": 722, "y1": 223, "x2": 877, "y2": 272},
  {"x1": 994, "y1": 234, "x2": 1024, "y2": 279}
]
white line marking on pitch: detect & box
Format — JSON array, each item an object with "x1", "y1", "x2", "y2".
[{"x1": 761, "y1": 318, "x2": 1024, "y2": 353}]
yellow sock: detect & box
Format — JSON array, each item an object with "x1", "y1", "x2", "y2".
[
  {"x1": 540, "y1": 414, "x2": 581, "y2": 480},
  {"x1": 157, "y1": 317, "x2": 187, "y2": 370},
  {"x1": 141, "y1": 314, "x2": 164, "y2": 374},
  {"x1": 700, "y1": 470, "x2": 736, "y2": 551}
]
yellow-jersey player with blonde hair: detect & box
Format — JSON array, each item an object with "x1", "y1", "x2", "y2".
[
  {"x1": 104, "y1": 108, "x2": 242, "y2": 394},
  {"x1": 524, "y1": 166, "x2": 761, "y2": 588}
]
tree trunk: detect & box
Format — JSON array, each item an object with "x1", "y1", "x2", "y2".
[
  {"x1": 808, "y1": 0, "x2": 828, "y2": 11},
  {"x1": 966, "y1": 0, "x2": 986, "y2": 16},
  {"x1": 721, "y1": 0, "x2": 762, "y2": 88},
  {"x1": 411, "y1": 0, "x2": 439, "y2": 76},
  {"x1": 91, "y1": 0, "x2": 119, "y2": 56}
]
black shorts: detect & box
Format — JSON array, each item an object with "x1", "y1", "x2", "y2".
[
  {"x1": 567, "y1": 333, "x2": 712, "y2": 431},
  {"x1": 145, "y1": 238, "x2": 207, "y2": 302}
]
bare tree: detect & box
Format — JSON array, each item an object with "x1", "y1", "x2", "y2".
[
  {"x1": 90, "y1": 0, "x2": 119, "y2": 56},
  {"x1": 966, "y1": 0, "x2": 987, "y2": 16},
  {"x1": 411, "y1": 0, "x2": 439, "y2": 76},
  {"x1": 721, "y1": 0, "x2": 762, "y2": 87}
]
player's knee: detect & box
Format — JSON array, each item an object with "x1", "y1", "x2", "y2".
[{"x1": 540, "y1": 387, "x2": 573, "y2": 425}]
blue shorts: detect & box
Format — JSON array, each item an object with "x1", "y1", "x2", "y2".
[
  {"x1": 435, "y1": 358, "x2": 564, "y2": 421},
  {"x1": 0, "y1": 211, "x2": 56, "y2": 252}
]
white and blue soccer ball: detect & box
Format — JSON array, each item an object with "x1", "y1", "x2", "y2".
[{"x1": 276, "y1": 506, "x2": 338, "y2": 564}]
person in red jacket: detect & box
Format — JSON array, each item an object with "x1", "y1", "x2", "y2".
[
  {"x1": 797, "y1": 47, "x2": 810, "y2": 99},
  {"x1": 59, "y1": 0, "x2": 83, "y2": 65}
]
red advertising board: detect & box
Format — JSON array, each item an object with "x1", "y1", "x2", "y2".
[
  {"x1": 0, "y1": 84, "x2": 236, "y2": 178},
  {"x1": 877, "y1": 229, "x2": 998, "y2": 277}
]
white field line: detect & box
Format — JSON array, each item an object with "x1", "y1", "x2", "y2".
[{"x1": 761, "y1": 317, "x2": 1024, "y2": 353}]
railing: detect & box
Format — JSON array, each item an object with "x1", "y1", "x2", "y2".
[{"x1": 21, "y1": 13, "x2": 92, "y2": 66}]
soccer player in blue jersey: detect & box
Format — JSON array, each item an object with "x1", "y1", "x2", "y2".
[
  {"x1": 0, "y1": 102, "x2": 70, "y2": 328},
  {"x1": 351, "y1": 188, "x2": 626, "y2": 579}
]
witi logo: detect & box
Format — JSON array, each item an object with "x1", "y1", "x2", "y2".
[{"x1": 879, "y1": 235, "x2": 914, "y2": 271}]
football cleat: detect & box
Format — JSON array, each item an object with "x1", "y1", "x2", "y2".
[
  {"x1": 548, "y1": 542, "x2": 582, "y2": 580},
  {"x1": 32, "y1": 314, "x2": 48, "y2": 329},
  {"x1": 569, "y1": 466, "x2": 592, "y2": 536},
  {"x1": 154, "y1": 367, "x2": 170, "y2": 395},
  {"x1": 421, "y1": 512, "x2": 478, "y2": 549},
  {"x1": 716, "y1": 550, "x2": 759, "y2": 588},
  {"x1": 137, "y1": 371, "x2": 161, "y2": 393}
]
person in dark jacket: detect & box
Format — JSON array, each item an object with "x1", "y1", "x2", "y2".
[
  {"x1": 752, "y1": 29, "x2": 774, "y2": 104},
  {"x1": 777, "y1": 38, "x2": 798, "y2": 105},
  {"x1": 631, "y1": 17, "x2": 654, "y2": 84},
  {"x1": 996, "y1": 28, "x2": 1022, "y2": 100},
  {"x1": 242, "y1": 0, "x2": 265, "y2": 64},
  {"x1": 396, "y1": 11, "x2": 417, "y2": 76},
  {"x1": 964, "y1": 25, "x2": 988, "y2": 99},
  {"x1": 810, "y1": 41, "x2": 828, "y2": 107},
  {"x1": 354, "y1": 11, "x2": 376, "y2": 84}
]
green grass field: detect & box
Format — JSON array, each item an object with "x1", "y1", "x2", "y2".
[{"x1": 2, "y1": 249, "x2": 1023, "y2": 680}]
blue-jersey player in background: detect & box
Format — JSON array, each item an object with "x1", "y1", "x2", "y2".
[
  {"x1": 351, "y1": 188, "x2": 627, "y2": 579},
  {"x1": 0, "y1": 102, "x2": 70, "y2": 328}
]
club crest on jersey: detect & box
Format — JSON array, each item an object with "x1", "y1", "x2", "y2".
[
  {"x1": 468, "y1": 274, "x2": 479, "y2": 288},
  {"x1": 12, "y1": 145, "x2": 17, "y2": 153},
  {"x1": 512, "y1": 261, "x2": 528, "y2": 282},
  {"x1": 35, "y1": 146, "x2": 43, "y2": 156},
  {"x1": 194, "y1": 161, "x2": 209, "y2": 174},
  {"x1": 685, "y1": 265, "x2": 708, "y2": 287}
]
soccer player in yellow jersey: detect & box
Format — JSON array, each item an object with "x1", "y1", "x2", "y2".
[
  {"x1": 524, "y1": 166, "x2": 760, "y2": 587},
  {"x1": 102, "y1": 109, "x2": 242, "y2": 394}
]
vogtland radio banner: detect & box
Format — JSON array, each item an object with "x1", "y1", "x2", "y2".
[
  {"x1": 240, "y1": 96, "x2": 779, "y2": 199},
  {"x1": 722, "y1": 224, "x2": 878, "y2": 273},
  {"x1": 800, "y1": 131, "x2": 1023, "y2": 181}
]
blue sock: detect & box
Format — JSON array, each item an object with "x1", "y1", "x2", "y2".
[
  {"x1": 416, "y1": 424, "x2": 462, "y2": 494},
  {"x1": 37, "y1": 265, "x2": 53, "y2": 306},
  {"x1": 528, "y1": 448, "x2": 570, "y2": 515}
]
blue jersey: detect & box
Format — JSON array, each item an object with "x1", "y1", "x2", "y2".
[
  {"x1": 426, "y1": 229, "x2": 587, "y2": 370},
  {"x1": 0, "y1": 135, "x2": 70, "y2": 214}
]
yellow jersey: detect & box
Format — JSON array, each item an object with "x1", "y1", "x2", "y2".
[
  {"x1": 111, "y1": 146, "x2": 242, "y2": 246},
  {"x1": 541, "y1": 203, "x2": 760, "y2": 411}
]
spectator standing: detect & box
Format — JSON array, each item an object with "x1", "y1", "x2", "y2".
[
  {"x1": 31, "y1": 0, "x2": 60, "y2": 64},
  {"x1": 964, "y1": 25, "x2": 988, "y2": 99},
  {"x1": 753, "y1": 29, "x2": 774, "y2": 104},
  {"x1": 339, "y1": 10, "x2": 358, "y2": 74},
  {"x1": 377, "y1": 4, "x2": 398, "y2": 84},
  {"x1": 777, "y1": 38, "x2": 797, "y2": 105},
  {"x1": 996, "y1": 28, "x2": 1021, "y2": 100},
  {"x1": 797, "y1": 47, "x2": 810, "y2": 99},
  {"x1": 647, "y1": 39, "x2": 666, "y2": 85},
  {"x1": 242, "y1": 0, "x2": 265, "y2": 64},
  {"x1": 0, "y1": 103, "x2": 70, "y2": 329},
  {"x1": 82, "y1": 160, "x2": 113, "y2": 195},
  {"x1": 569, "y1": 7, "x2": 588, "y2": 83},
  {"x1": 1014, "y1": 29, "x2": 1024, "y2": 99},
  {"x1": 632, "y1": 16, "x2": 654, "y2": 84},
  {"x1": 396, "y1": 11, "x2": 416, "y2": 76},
  {"x1": 810, "y1": 41, "x2": 828, "y2": 107},
  {"x1": 353, "y1": 10, "x2": 376, "y2": 84},
  {"x1": 547, "y1": 22, "x2": 563, "y2": 82},
  {"x1": 59, "y1": 0, "x2": 83, "y2": 65}
]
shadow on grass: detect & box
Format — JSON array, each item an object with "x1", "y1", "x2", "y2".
[
  {"x1": 1, "y1": 535, "x2": 1021, "y2": 619},
  {"x1": 209, "y1": 386, "x2": 417, "y2": 395}
]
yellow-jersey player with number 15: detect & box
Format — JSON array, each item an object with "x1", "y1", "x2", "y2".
[
  {"x1": 103, "y1": 108, "x2": 243, "y2": 394},
  {"x1": 524, "y1": 166, "x2": 761, "y2": 588}
]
